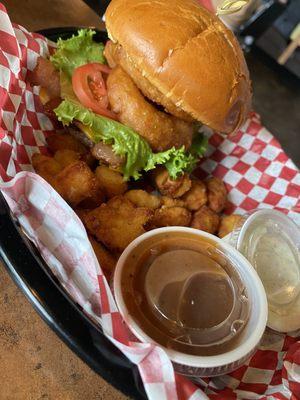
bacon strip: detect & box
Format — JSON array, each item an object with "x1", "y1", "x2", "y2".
[
  {"x1": 91, "y1": 142, "x2": 125, "y2": 168},
  {"x1": 27, "y1": 57, "x2": 60, "y2": 99}
]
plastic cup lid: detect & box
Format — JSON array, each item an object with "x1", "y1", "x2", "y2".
[
  {"x1": 229, "y1": 209, "x2": 300, "y2": 332},
  {"x1": 144, "y1": 247, "x2": 249, "y2": 347}
]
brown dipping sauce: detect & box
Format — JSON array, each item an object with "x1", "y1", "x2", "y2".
[{"x1": 121, "y1": 232, "x2": 249, "y2": 356}]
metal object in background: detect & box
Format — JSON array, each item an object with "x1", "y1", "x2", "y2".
[
  {"x1": 278, "y1": 23, "x2": 300, "y2": 65},
  {"x1": 253, "y1": 0, "x2": 300, "y2": 77},
  {"x1": 238, "y1": 0, "x2": 288, "y2": 39}
]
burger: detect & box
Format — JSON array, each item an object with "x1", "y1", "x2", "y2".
[{"x1": 29, "y1": 0, "x2": 251, "y2": 182}]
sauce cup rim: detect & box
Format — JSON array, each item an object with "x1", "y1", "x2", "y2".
[{"x1": 113, "y1": 226, "x2": 268, "y2": 368}]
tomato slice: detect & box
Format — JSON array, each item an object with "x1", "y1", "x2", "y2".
[{"x1": 72, "y1": 63, "x2": 117, "y2": 120}]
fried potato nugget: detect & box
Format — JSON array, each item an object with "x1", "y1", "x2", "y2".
[
  {"x1": 153, "y1": 168, "x2": 191, "y2": 198},
  {"x1": 83, "y1": 196, "x2": 153, "y2": 252},
  {"x1": 95, "y1": 165, "x2": 128, "y2": 199},
  {"x1": 46, "y1": 133, "x2": 87, "y2": 154},
  {"x1": 32, "y1": 153, "x2": 62, "y2": 186},
  {"x1": 206, "y1": 177, "x2": 227, "y2": 213},
  {"x1": 181, "y1": 180, "x2": 207, "y2": 211},
  {"x1": 89, "y1": 236, "x2": 116, "y2": 279},
  {"x1": 190, "y1": 206, "x2": 220, "y2": 234},
  {"x1": 218, "y1": 215, "x2": 243, "y2": 238},
  {"x1": 107, "y1": 66, "x2": 194, "y2": 152},
  {"x1": 55, "y1": 161, "x2": 100, "y2": 207},
  {"x1": 151, "y1": 206, "x2": 191, "y2": 228},
  {"x1": 124, "y1": 190, "x2": 161, "y2": 209},
  {"x1": 54, "y1": 149, "x2": 81, "y2": 168},
  {"x1": 161, "y1": 196, "x2": 185, "y2": 208}
]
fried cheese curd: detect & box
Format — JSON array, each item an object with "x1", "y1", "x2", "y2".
[
  {"x1": 181, "y1": 180, "x2": 207, "y2": 211},
  {"x1": 95, "y1": 165, "x2": 128, "y2": 199},
  {"x1": 32, "y1": 153, "x2": 62, "y2": 187},
  {"x1": 106, "y1": 66, "x2": 194, "y2": 152},
  {"x1": 124, "y1": 190, "x2": 161, "y2": 209},
  {"x1": 191, "y1": 205, "x2": 220, "y2": 234},
  {"x1": 82, "y1": 196, "x2": 153, "y2": 252},
  {"x1": 89, "y1": 236, "x2": 116, "y2": 279},
  {"x1": 161, "y1": 196, "x2": 185, "y2": 208},
  {"x1": 33, "y1": 133, "x2": 104, "y2": 209},
  {"x1": 206, "y1": 177, "x2": 227, "y2": 213},
  {"x1": 218, "y1": 214, "x2": 243, "y2": 238},
  {"x1": 55, "y1": 161, "x2": 102, "y2": 207},
  {"x1": 152, "y1": 168, "x2": 192, "y2": 198},
  {"x1": 54, "y1": 149, "x2": 81, "y2": 168},
  {"x1": 47, "y1": 132, "x2": 95, "y2": 167},
  {"x1": 151, "y1": 206, "x2": 192, "y2": 228}
]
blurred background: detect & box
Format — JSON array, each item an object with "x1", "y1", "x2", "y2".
[{"x1": 3, "y1": 0, "x2": 300, "y2": 167}]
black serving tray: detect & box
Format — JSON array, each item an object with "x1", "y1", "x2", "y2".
[{"x1": 0, "y1": 27, "x2": 146, "y2": 400}]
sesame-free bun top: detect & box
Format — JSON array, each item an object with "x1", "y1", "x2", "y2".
[{"x1": 105, "y1": 0, "x2": 251, "y2": 134}]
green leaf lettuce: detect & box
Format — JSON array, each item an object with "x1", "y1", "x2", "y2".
[
  {"x1": 54, "y1": 100, "x2": 207, "y2": 181},
  {"x1": 50, "y1": 29, "x2": 105, "y2": 78}
]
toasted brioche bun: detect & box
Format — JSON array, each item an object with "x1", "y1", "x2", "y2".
[
  {"x1": 105, "y1": 0, "x2": 251, "y2": 134},
  {"x1": 104, "y1": 40, "x2": 194, "y2": 122}
]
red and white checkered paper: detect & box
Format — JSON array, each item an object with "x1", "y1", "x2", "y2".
[{"x1": 0, "y1": 4, "x2": 300, "y2": 400}]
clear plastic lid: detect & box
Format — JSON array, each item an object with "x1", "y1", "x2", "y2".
[
  {"x1": 144, "y1": 246, "x2": 249, "y2": 349},
  {"x1": 227, "y1": 209, "x2": 300, "y2": 332}
]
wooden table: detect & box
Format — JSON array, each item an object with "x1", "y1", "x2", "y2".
[{"x1": 0, "y1": 1, "x2": 128, "y2": 399}]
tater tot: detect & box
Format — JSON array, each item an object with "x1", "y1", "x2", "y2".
[
  {"x1": 89, "y1": 236, "x2": 116, "y2": 279},
  {"x1": 95, "y1": 165, "x2": 128, "y2": 199},
  {"x1": 218, "y1": 215, "x2": 243, "y2": 238},
  {"x1": 55, "y1": 161, "x2": 99, "y2": 207},
  {"x1": 46, "y1": 133, "x2": 87, "y2": 154},
  {"x1": 124, "y1": 190, "x2": 161, "y2": 209},
  {"x1": 151, "y1": 206, "x2": 191, "y2": 228},
  {"x1": 82, "y1": 196, "x2": 153, "y2": 252},
  {"x1": 190, "y1": 205, "x2": 220, "y2": 234},
  {"x1": 54, "y1": 149, "x2": 81, "y2": 168},
  {"x1": 181, "y1": 180, "x2": 207, "y2": 211},
  {"x1": 206, "y1": 177, "x2": 227, "y2": 213},
  {"x1": 153, "y1": 168, "x2": 191, "y2": 198},
  {"x1": 32, "y1": 153, "x2": 62, "y2": 185}
]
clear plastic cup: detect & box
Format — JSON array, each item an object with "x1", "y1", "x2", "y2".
[
  {"x1": 144, "y1": 247, "x2": 249, "y2": 349},
  {"x1": 113, "y1": 227, "x2": 268, "y2": 377},
  {"x1": 224, "y1": 209, "x2": 300, "y2": 332}
]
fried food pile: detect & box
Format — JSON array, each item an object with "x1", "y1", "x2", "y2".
[
  {"x1": 33, "y1": 130, "x2": 242, "y2": 280},
  {"x1": 27, "y1": 6, "x2": 250, "y2": 285}
]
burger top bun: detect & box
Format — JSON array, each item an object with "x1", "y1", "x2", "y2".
[{"x1": 105, "y1": 0, "x2": 252, "y2": 134}]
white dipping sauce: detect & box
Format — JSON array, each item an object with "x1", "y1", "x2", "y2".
[{"x1": 237, "y1": 210, "x2": 300, "y2": 332}]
